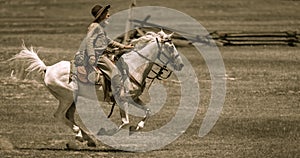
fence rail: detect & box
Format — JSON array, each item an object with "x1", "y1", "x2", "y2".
[{"x1": 210, "y1": 31, "x2": 299, "y2": 46}]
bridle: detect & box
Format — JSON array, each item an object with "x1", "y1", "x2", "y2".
[
  {"x1": 147, "y1": 38, "x2": 173, "y2": 77},
  {"x1": 133, "y1": 37, "x2": 180, "y2": 87}
]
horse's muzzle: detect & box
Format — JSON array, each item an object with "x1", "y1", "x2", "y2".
[{"x1": 175, "y1": 63, "x2": 184, "y2": 71}]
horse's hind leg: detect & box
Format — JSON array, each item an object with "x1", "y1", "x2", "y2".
[
  {"x1": 65, "y1": 102, "x2": 82, "y2": 140},
  {"x1": 64, "y1": 101, "x2": 97, "y2": 147},
  {"x1": 54, "y1": 100, "x2": 82, "y2": 140},
  {"x1": 53, "y1": 99, "x2": 96, "y2": 147},
  {"x1": 54, "y1": 100, "x2": 70, "y2": 124}
]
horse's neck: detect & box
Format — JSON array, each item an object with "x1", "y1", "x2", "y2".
[
  {"x1": 123, "y1": 42, "x2": 158, "y2": 84},
  {"x1": 133, "y1": 41, "x2": 159, "y2": 61}
]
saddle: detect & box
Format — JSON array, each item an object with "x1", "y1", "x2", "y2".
[
  {"x1": 69, "y1": 60, "x2": 113, "y2": 102},
  {"x1": 70, "y1": 59, "x2": 103, "y2": 86}
]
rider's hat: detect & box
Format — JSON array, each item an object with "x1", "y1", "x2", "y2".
[{"x1": 91, "y1": 4, "x2": 110, "y2": 22}]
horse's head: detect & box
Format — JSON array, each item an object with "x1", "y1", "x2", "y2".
[
  {"x1": 129, "y1": 30, "x2": 184, "y2": 71},
  {"x1": 156, "y1": 30, "x2": 184, "y2": 71}
]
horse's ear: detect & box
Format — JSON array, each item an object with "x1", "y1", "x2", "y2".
[
  {"x1": 158, "y1": 29, "x2": 165, "y2": 37},
  {"x1": 168, "y1": 32, "x2": 174, "y2": 38},
  {"x1": 159, "y1": 28, "x2": 164, "y2": 33}
]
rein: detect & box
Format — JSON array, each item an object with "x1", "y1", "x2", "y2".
[{"x1": 147, "y1": 63, "x2": 172, "y2": 88}]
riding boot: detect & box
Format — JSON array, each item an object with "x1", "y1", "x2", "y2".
[{"x1": 111, "y1": 74, "x2": 122, "y2": 98}]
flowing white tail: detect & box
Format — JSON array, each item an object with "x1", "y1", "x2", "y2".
[{"x1": 12, "y1": 44, "x2": 47, "y2": 75}]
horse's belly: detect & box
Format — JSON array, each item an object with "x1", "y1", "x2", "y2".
[{"x1": 77, "y1": 83, "x2": 105, "y2": 101}]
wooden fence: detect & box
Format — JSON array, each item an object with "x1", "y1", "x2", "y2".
[
  {"x1": 209, "y1": 31, "x2": 299, "y2": 46},
  {"x1": 119, "y1": 28, "x2": 299, "y2": 47}
]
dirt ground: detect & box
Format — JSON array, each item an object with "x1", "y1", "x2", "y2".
[{"x1": 0, "y1": 0, "x2": 299, "y2": 157}]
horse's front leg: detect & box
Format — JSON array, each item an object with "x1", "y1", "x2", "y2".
[
  {"x1": 134, "y1": 108, "x2": 151, "y2": 130},
  {"x1": 118, "y1": 100, "x2": 151, "y2": 132},
  {"x1": 118, "y1": 101, "x2": 129, "y2": 129},
  {"x1": 130, "y1": 98, "x2": 151, "y2": 132}
]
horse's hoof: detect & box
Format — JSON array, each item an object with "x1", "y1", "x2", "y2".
[
  {"x1": 129, "y1": 126, "x2": 138, "y2": 136},
  {"x1": 66, "y1": 141, "x2": 80, "y2": 150},
  {"x1": 75, "y1": 136, "x2": 84, "y2": 142},
  {"x1": 87, "y1": 141, "x2": 97, "y2": 147}
]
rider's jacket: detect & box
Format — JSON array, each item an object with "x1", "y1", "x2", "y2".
[{"x1": 79, "y1": 22, "x2": 125, "y2": 62}]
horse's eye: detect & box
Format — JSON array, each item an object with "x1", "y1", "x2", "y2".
[
  {"x1": 165, "y1": 39, "x2": 172, "y2": 43},
  {"x1": 167, "y1": 45, "x2": 174, "y2": 53}
]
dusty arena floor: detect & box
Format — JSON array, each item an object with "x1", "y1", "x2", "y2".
[{"x1": 0, "y1": 0, "x2": 299, "y2": 157}]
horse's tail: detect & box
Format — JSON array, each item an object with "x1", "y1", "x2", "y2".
[{"x1": 11, "y1": 44, "x2": 47, "y2": 76}]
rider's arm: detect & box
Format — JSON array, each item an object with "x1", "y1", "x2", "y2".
[
  {"x1": 107, "y1": 36, "x2": 134, "y2": 49},
  {"x1": 107, "y1": 37, "x2": 126, "y2": 49},
  {"x1": 86, "y1": 23, "x2": 98, "y2": 58},
  {"x1": 86, "y1": 23, "x2": 107, "y2": 65}
]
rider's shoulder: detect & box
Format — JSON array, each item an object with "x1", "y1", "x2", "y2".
[{"x1": 87, "y1": 23, "x2": 101, "y2": 33}]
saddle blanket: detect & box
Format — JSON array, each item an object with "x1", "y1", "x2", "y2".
[{"x1": 69, "y1": 60, "x2": 103, "y2": 85}]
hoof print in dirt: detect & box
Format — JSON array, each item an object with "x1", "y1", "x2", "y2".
[
  {"x1": 87, "y1": 141, "x2": 97, "y2": 147},
  {"x1": 66, "y1": 142, "x2": 80, "y2": 150},
  {"x1": 75, "y1": 136, "x2": 84, "y2": 142}
]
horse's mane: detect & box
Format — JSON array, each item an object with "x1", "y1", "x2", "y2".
[
  {"x1": 130, "y1": 30, "x2": 172, "y2": 51},
  {"x1": 130, "y1": 31, "x2": 160, "y2": 50}
]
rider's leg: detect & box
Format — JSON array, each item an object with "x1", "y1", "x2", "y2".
[
  {"x1": 111, "y1": 74, "x2": 130, "y2": 128},
  {"x1": 98, "y1": 56, "x2": 117, "y2": 80},
  {"x1": 98, "y1": 56, "x2": 130, "y2": 127}
]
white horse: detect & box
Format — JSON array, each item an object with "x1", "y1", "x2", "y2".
[{"x1": 12, "y1": 30, "x2": 184, "y2": 147}]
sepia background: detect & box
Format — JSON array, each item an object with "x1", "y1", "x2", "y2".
[{"x1": 0, "y1": 0, "x2": 299, "y2": 157}]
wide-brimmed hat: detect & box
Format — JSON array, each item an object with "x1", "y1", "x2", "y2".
[{"x1": 91, "y1": 4, "x2": 110, "y2": 22}]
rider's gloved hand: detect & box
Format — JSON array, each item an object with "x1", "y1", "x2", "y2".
[
  {"x1": 123, "y1": 44, "x2": 134, "y2": 49},
  {"x1": 88, "y1": 55, "x2": 96, "y2": 66}
]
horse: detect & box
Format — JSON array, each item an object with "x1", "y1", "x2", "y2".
[{"x1": 11, "y1": 30, "x2": 184, "y2": 147}]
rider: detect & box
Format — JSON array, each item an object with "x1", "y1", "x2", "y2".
[
  {"x1": 77, "y1": 4, "x2": 133, "y2": 80},
  {"x1": 75, "y1": 4, "x2": 133, "y2": 125},
  {"x1": 75, "y1": 4, "x2": 133, "y2": 85}
]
